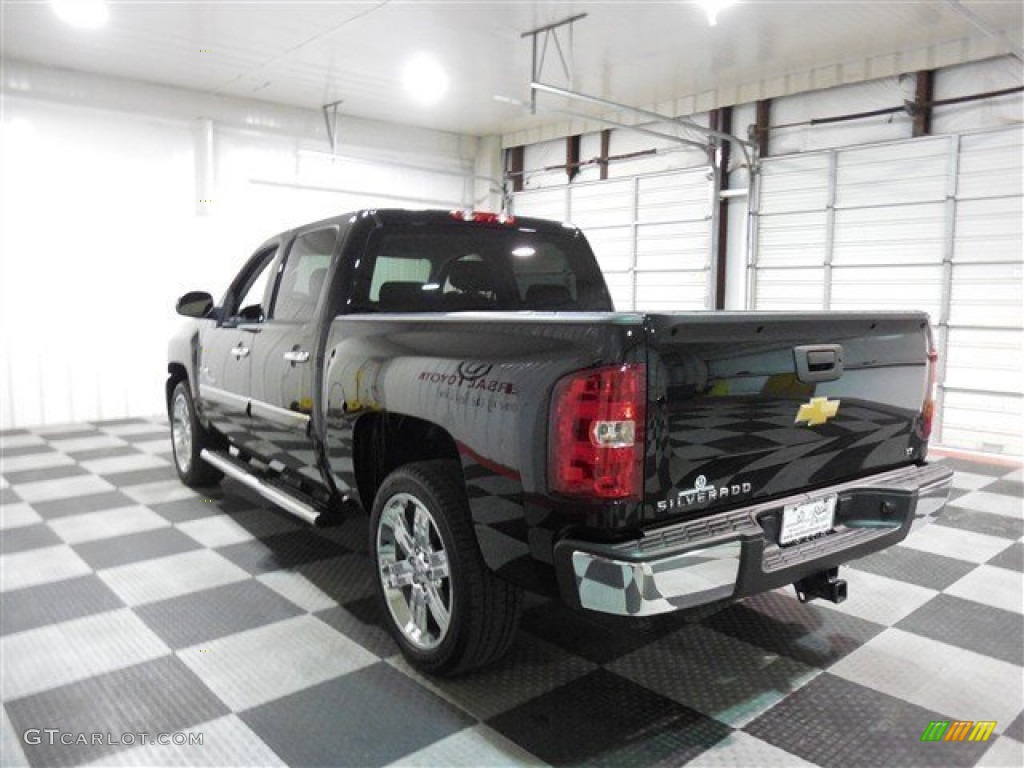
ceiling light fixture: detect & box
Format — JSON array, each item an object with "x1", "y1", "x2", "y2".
[
  {"x1": 50, "y1": 0, "x2": 109, "y2": 29},
  {"x1": 402, "y1": 53, "x2": 449, "y2": 106},
  {"x1": 695, "y1": 0, "x2": 736, "y2": 27}
]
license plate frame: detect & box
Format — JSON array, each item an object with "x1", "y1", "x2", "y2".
[{"x1": 780, "y1": 494, "x2": 837, "y2": 545}]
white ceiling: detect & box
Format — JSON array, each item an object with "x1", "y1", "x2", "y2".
[{"x1": 3, "y1": 1, "x2": 1022, "y2": 137}]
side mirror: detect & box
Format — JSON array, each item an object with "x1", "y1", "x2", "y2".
[{"x1": 176, "y1": 291, "x2": 214, "y2": 318}]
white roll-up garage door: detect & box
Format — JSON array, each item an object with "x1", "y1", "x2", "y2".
[
  {"x1": 751, "y1": 127, "x2": 1023, "y2": 455},
  {"x1": 511, "y1": 167, "x2": 715, "y2": 311}
]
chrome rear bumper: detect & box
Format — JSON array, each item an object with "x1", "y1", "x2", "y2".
[{"x1": 556, "y1": 462, "x2": 953, "y2": 617}]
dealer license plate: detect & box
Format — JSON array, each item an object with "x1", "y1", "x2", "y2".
[{"x1": 780, "y1": 494, "x2": 837, "y2": 545}]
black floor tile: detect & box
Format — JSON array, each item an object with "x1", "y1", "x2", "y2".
[
  {"x1": 0, "y1": 523, "x2": 62, "y2": 555},
  {"x1": 935, "y1": 506, "x2": 1024, "y2": 540},
  {"x1": 149, "y1": 494, "x2": 252, "y2": 524},
  {"x1": 5, "y1": 655, "x2": 229, "y2": 767},
  {"x1": 3, "y1": 465, "x2": 87, "y2": 485},
  {"x1": 1005, "y1": 710, "x2": 1024, "y2": 743},
  {"x1": 241, "y1": 662, "x2": 474, "y2": 768},
  {"x1": 100, "y1": 466, "x2": 177, "y2": 488},
  {"x1": 848, "y1": 544, "x2": 977, "y2": 591},
  {"x1": 316, "y1": 598, "x2": 395, "y2": 658},
  {"x1": 896, "y1": 594, "x2": 1023, "y2": 666},
  {"x1": 981, "y1": 478, "x2": 1024, "y2": 497},
  {"x1": 988, "y1": 541, "x2": 1024, "y2": 573},
  {"x1": 0, "y1": 487, "x2": 19, "y2": 505},
  {"x1": 745, "y1": 672, "x2": 990, "y2": 767},
  {"x1": 63, "y1": 445, "x2": 138, "y2": 462},
  {"x1": 0, "y1": 428, "x2": 29, "y2": 437},
  {"x1": 488, "y1": 668, "x2": 732, "y2": 767},
  {"x1": 34, "y1": 429, "x2": 105, "y2": 441},
  {"x1": 520, "y1": 598, "x2": 693, "y2": 665},
  {"x1": 72, "y1": 527, "x2": 200, "y2": 570},
  {"x1": 702, "y1": 591, "x2": 884, "y2": 669},
  {"x1": 135, "y1": 580, "x2": 304, "y2": 649},
  {"x1": 30, "y1": 490, "x2": 136, "y2": 519},
  {"x1": 92, "y1": 418, "x2": 148, "y2": 426},
  {"x1": 214, "y1": 529, "x2": 349, "y2": 576},
  {"x1": 2, "y1": 444, "x2": 57, "y2": 458},
  {"x1": 936, "y1": 458, "x2": 1012, "y2": 477},
  {"x1": 1, "y1": 574, "x2": 124, "y2": 636}
]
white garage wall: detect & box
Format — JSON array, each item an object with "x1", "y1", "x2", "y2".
[{"x1": 0, "y1": 69, "x2": 478, "y2": 430}]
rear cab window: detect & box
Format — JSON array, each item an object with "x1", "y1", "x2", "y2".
[{"x1": 348, "y1": 224, "x2": 613, "y2": 313}]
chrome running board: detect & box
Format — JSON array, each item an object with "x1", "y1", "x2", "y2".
[{"x1": 200, "y1": 449, "x2": 321, "y2": 526}]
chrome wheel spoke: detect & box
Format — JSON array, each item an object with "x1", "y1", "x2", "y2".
[
  {"x1": 391, "y1": 510, "x2": 416, "y2": 556},
  {"x1": 426, "y1": 550, "x2": 449, "y2": 581},
  {"x1": 410, "y1": 586, "x2": 429, "y2": 636},
  {"x1": 413, "y1": 506, "x2": 431, "y2": 551},
  {"x1": 425, "y1": 582, "x2": 450, "y2": 635},
  {"x1": 382, "y1": 560, "x2": 415, "y2": 589}
]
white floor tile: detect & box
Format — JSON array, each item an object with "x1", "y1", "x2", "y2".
[
  {"x1": 177, "y1": 509, "x2": 293, "y2": 549},
  {"x1": 11, "y1": 475, "x2": 115, "y2": 504},
  {"x1": 830, "y1": 628, "x2": 1022, "y2": 734},
  {"x1": 944, "y1": 565, "x2": 1024, "y2": 615},
  {"x1": 952, "y1": 490, "x2": 1024, "y2": 520},
  {"x1": 951, "y1": 472, "x2": 999, "y2": 491},
  {"x1": 685, "y1": 731, "x2": 817, "y2": 768},
  {"x1": 48, "y1": 435, "x2": 127, "y2": 453},
  {"x1": 122, "y1": 481, "x2": 197, "y2": 506},
  {"x1": 0, "y1": 545, "x2": 92, "y2": 592},
  {"x1": 80, "y1": 453, "x2": 169, "y2": 475},
  {"x1": 49, "y1": 505, "x2": 169, "y2": 545},
  {"x1": 1, "y1": 452, "x2": 75, "y2": 473},
  {"x1": 978, "y1": 735, "x2": 1024, "y2": 768},
  {"x1": 33, "y1": 423, "x2": 97, "y2": 436},
  {"x1": 390, "y1": 724, "x2": 545, "y2": 767},
  {"x1": 0, "y1": 609, "x2": 169, "y2": 700},
  {"x1": 255, "y1": 570, "x2": 338, "y2": 613},
  {"x1": 132, "y1": 438, "x2": 172, "y2": 455},
  {"x1": 901, "y1": 523, "x2": 1014, "y2": 564},
  {"x1": 0, "y1": 434, "x2": 45, "y2": 449},
  {"x1": 176, "y1": 615, "x2": 377, "y2": 711},
  {"x1": 97, "y1": 550, "x2": 249, "y2": 606},
  {"x1": 100, "y1": 422, "x2": 167, "y2": 436},
  {"x1": 82, "y1": 715, "x2": 286, "y2": 768},
  {"x1": 814, "y1": 569, "x2": 938, "y2": 626},
  {"x1": 0, "y1": 502, "x2": 43, "y2": 530}
]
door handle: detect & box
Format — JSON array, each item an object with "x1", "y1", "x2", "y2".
[
  {"x1": 230, "y1": 344, "x2": 250, "y2": 359},
  {"x1": 284, "y1": 348, "x2": 310, "y2": 364},
  {"x1": 794, "y1": 344, "x2": 843, "y2": 383}
]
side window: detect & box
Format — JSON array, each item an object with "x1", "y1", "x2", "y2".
[
  {"x1": 271, "y1": 227, "x2": 338, "y2": 322},
  {"x1": 230, "y1": 245, "x2": 278, "y2": 323}
]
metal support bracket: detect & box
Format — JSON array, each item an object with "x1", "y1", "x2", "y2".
[
  {"x1": 322, "y1": 100, "x2": 343, "y2": 156},
  {"x1": 521, "y1": 13, "x2": 587, "y2": 113}
]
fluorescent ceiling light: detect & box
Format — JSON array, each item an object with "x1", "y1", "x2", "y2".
[
  {"x1": 402, "y1": 53, "x2": 449, "y2": 106},
  {"x1": 51, "y1": 0, "x2": 109, "y2": 29},
  {"x1": 695, "y1": 0, "x2": 736, "y2": 27}
]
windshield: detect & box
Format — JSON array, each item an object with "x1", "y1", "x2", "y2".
[{"x1": 348, "y1": 225, "x2": 614, "y2": 312}]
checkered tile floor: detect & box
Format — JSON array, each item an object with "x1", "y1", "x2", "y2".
[{"x1": 2, "y1": 417, "x2": 1022, "y2": 767}]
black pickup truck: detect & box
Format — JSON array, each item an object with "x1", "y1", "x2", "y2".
[{"x1": 168, "y1": 208, "x2": 953, "y2": 675}]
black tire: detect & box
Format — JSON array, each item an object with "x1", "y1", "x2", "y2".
[
  {"x1": 369, "y1": 460, "x2": 522, "y2": 676},
  {"x1": 169, "y1": 380, "x2": 223, "y2": 487}
]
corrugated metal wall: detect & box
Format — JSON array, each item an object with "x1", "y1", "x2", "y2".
[
  {"x1": 750, "y1": 127, "x2": 1023, "y2": 455},
  {"x1": 511, "y1": 167, "x2": 715, "y2": 311}
]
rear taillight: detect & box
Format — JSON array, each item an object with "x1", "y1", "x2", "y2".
[
  {"x1": 921, "y1": 346, "x2": 939, "y2": 440},
  {"x1": 549, "y1": 364, "x2": 646, "y2": 500}
]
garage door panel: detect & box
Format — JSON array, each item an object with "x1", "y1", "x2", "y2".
[
  {"x1": 569, "y1": 180, "x2": 633, "y2": 228},
  {"x1": 512, "y1": 188, "x2": 567, "y2": 221},
  {"x1": 941, "y1": 390, "x2": 1023, "y2": 456},
  {"x1": 944, "y1": 328, "x2": 1024, "y2": 396},
  {"x1": 634, "y1": 271, "x2": 707, "y2": 310},
  {"x1": 958, "y1": 128, "x2": 1023, "y2": 200},
  {"x1": 829, "y1": 265, "x2": 943, "y2": 319},
  {"x1": 954, "y1": 197, "x2": 1024, "y2": 264},
  {"x1": 758, "y1": 155, "x2": 830, "y2": 214},
  {"x1": 757, "y1": 212, "x2": 828, "y2": 267},
  {"x1": 754, "y1": 268, "x2": 825, "y2": 310},
  {"x1": 636, "y1": 170, "x2": 711, "y2": 223},
  {"x1": 949, "y1": 263, "x2": 1024, "y2": 328},
  {"x1": 584, "y1": 226, "x2": 633, "y2": 273},
  {"x1": 833, "y1": 203, "x2": 945, "y2": 265},
  {"x1": 636, "y1": 221, "x2": 709, "y2": 271},
  {"x1": 835, "y1": 138, "x2": 949, "y2": 208},
  {"x1": 602, "y1": 271, "x2": 634, "y2": 311}
]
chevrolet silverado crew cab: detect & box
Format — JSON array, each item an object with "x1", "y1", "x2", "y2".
[{"x1": 168, "y1": 208, "x2": 953, "y2": 675}]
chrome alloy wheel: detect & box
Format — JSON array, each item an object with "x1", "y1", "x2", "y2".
[
  {"x1": 376, "y1": 493, "x2": 452, "y2": 650},
  {"x1": 171, "y1": 391, "x2": 193, "y2": 474}
]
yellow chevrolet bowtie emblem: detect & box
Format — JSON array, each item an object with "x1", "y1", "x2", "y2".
[{"x1": 795, "y1": 397, "x2": 840, "y2": 427}]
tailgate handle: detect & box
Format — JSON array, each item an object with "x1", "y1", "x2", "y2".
[{"x1": 794, "y1": 344, "x2": 843, "y2": 383}]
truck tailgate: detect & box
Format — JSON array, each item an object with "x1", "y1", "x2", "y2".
[{"x1": 644, "y1": 312, "x2": 934, "y2": 518}]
